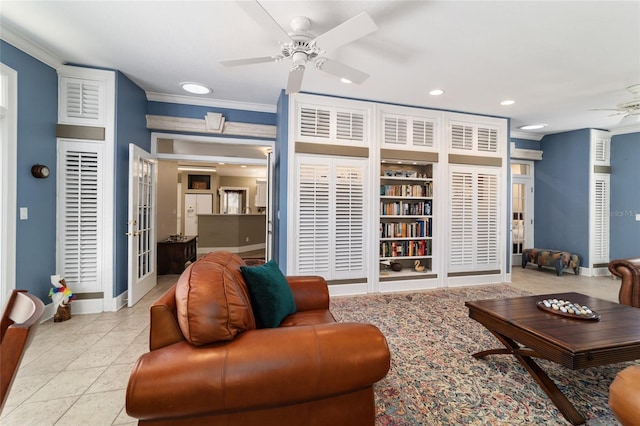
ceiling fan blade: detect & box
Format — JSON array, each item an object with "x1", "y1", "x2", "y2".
[
  {"x1": 236, "y1": 0, "x2": 291, "y2": 44},
  {"x1": 220, "y1": 56, "x2": 282, "y2": 67},
  {"x1": 286, "y1": 66, "x2": 305, "y2": 94},
  {"x1": 316, "y1": 58, "x2": 369, "y2": 84},
  {"x1": 312, "y1": 12, "x2": 377, "y2": 51}
]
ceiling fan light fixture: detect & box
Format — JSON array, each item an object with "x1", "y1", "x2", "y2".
[
  {"x1": 180, "y1": 82, "x2": 211, "y2": 95},
  {"x1": 519, "y1": 124, "x2": 547, "y2": 130}
]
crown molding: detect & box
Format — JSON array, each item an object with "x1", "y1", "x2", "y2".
[
  {"x1": 146, "y1": 92, "x2": 277, "y2": 114},
  {"x1": 609, "y1": 123, "x2": 640, "y2": 136},
  {"x1": 510, "y1": 131, "x2": 543, "y2": 141},
  {"x1": 0, "y1": 24, "x2": 64, "y2": 69}
]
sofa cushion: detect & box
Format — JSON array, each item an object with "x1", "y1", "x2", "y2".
[
  {"x1": 175, "y1": 260, "x2": 254, "y2": 345},
  {"x1": 240, "y1": 259, "x2": 296, "y2": 328}
]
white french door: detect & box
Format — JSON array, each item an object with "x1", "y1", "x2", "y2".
[
  {"x1": 127, "y1": 144, "x2": 157, "y2": 307},
  {"x1": 510, "y1": 161, "x2": 534, "y2": 267},
  {"x1": 0, "y1": 64, "x2": 17, "y2": 308}
]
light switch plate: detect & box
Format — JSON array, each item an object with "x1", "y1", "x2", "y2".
[
  {"x1": 20, "y1": 207, "x2": 28, "y2": 220},
  {"x1": 636, "y1": 213, "x2": 640, "y2": 222}
]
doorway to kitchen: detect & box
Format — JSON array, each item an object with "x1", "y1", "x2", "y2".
[{"x1": 152, "y1": 133, "x2": 274, "y2": 262}]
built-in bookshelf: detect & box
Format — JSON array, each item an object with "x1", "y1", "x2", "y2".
[{"x1": 379, "y1": 161, "x2": 434, "y2": 280}]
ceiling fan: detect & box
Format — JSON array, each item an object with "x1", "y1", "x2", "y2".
[
  {"x1": 220, "y1": 0, "x2": 378, "y2": 94},
  {"x1": 591, "y1": 84, "x2": 640, "y2": 125}
]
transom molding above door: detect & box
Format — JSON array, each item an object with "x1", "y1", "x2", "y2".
[{"x1": 146, "y1": 112, "x2": 276, "y2": 139}]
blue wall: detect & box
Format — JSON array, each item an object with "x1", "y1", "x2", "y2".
[
  {"x1": 114, "y1": 72, "x2": 151, "y2": 296},
  {"x1": 148, "y1": 101, "x2": 276, "y2": 128},
  {"x1": 512, "y1": 138, "x2": 541, "y2": 150},
  {"x1": 1, "y1": 41, "x2": 58, "y2": 302},
  {"x1": 610, "y1": 132, "x2": 640, "y2": 259},
  {"x1": 535, "y1": 129, "x2": 591, "y2": 264}
]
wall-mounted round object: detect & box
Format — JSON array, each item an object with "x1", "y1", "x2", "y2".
[{"x1": 31, "y1": 164, "x2": 50, "y2": 179}]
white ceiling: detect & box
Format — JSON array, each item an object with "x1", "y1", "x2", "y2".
[{"x1": 1, "y1": 1, "x2": 639, "y2": 137}]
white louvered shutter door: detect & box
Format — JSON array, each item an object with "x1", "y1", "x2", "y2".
[
  {"x1": 383, "y1": 115, "x2": 408, "y2": 145},
  {"x1": 59, "y1": 77, "x2": 105, "y2": 125},
  {"x1": 295, "y1": 160, "x2": 331, "y2": 275},
  {"x1": 336, "y1": 111, "x2": 365, "y2": 142},
  {"x1": 593, "y1": 138, "x2": 610, "y2": 164},
  {"x1": 412, "y1": 119, "x2": 435, "y2": 147},
  {"x1": 449, "y1": 171, "x2": 474, "y2": 269},
  {"x1": 476, "y1": 172, "x2": 499, "y2": 267},
  {"x1": 449, "y1": 167, "x2": 500, "y2": 272},
  {"x1": 298, "y1": 107, "x2": 331, "y2": 139},
  {"x1": 477, "y1": 127, "x2": 498, "y2": 153},
  {"x1": 58, "y1": 141, "x2": 103, "y2": 293},
  {"x1": 592, "y1": 175, "x2": 610, "y2": 263},
  {"x1": 334, "y1": 163, "x2": 366, "y2": 278},
  {"x1": 450, "y1": 124, "x2": 473, "y2": 151}
]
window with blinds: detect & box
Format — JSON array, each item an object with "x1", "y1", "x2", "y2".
[
  {"x1": 294, "y1": 156, "x2": 367, "y2": 280},
  {"x1": 58, "y1": 141, "x2": 103, "y2": 293},
  {"x1": 449, "y1": 167, "x2": 500, "y2": 272}
]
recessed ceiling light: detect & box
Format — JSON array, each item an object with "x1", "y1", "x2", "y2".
[
  {"x1": 240, "y1": 165, "x2": 247, "y2": 168},
  {"x1": 501, "y1": 100, "x2": 516, "y2": 106},
  {"x1": 180, "y1": 82, "x2": 211, "y2": 95},
  {"x1": 340, "y1": 78, "x2": 352, "y2": 84},
  {"x1": 519, "y1": 124, "x2": 547, "y2": 130},
  {"x1": 429, "y1": 89, "x2": 444, "y2": 96}
]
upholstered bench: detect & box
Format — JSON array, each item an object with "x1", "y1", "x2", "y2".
[{"x1": 522, "y1": 248, "x2": 580, "y2": 276}]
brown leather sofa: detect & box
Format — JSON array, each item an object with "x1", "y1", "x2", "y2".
[
  {"x1": 609, "y1": 365, "x2": 640, "y2": 426},
  {"x1": 608, "y1": 257, "x2": 640, "y2": 307},
  {"x1": 608, "y1": 258, "x2": 640, "y2": 425},
  {"x1": 126, "y1": 251, "x2": 391, "y2": 425}
]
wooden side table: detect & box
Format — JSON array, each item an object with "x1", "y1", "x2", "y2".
[{"x1": 157, "y1": 236, "x2": 197, "y2": 275}]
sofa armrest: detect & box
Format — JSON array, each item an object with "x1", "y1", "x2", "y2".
[
  {"x1": 286, "y1": 275, "x2": 330, "y2": 311},
  {"x1": 609, "y1": 365, "x2": 640, "y2": 426},
  {"x1": 609, "y1": 258, "x2": 640, "y2": 307},
  {"x1": 127, "y1": 322, "x2": 390, "y2": 421},
  {"x1": 148, "y1": 284, "x2": 185, "y2": 351}
]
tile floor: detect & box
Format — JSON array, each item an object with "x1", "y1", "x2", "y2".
[{"x1": 0, "y1": 265, "x2": 622, "y2": 425}]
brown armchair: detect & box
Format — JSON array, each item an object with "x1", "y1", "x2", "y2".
[
  {"x1": 608, "y1": 257, "x2": 640, "y2": 307},
  {"x1": 126, "y1": 252, "x2": 390, "y2": 425},
  {"x1": 1, "y1": 290, "x2": 45, "y2": 412}
]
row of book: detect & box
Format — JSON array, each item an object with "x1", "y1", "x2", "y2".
[
  {"x1": 380, "y1": 218, "x2": 432, "y2": 238},
  {"x1": 380, "y1": 200, "x2": 433, "y2": 216},
  {"x1": 380, "y1": 183, "x2": 433, "y2": 197},
  {"x1": 380, "y1": 239, "x2": 432, "y2": 257}
]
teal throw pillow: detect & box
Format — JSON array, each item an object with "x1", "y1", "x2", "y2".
[{"x1": 240, "y1": 259, "x2": 296, "y2": 328}]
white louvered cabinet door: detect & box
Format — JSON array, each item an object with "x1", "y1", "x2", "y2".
[
  {"x1": 295, "y1": 160, "x2": 331, "y2": 276},
  {"x1": 591, "y1": 175, "x2": 610, "y2": 264},
  {"x1": 59, "y1": 76, "x2": 106, "y2": 126},
  {"x1": 449, "y1": 166, "x2": 500, "y2": 273},
  {"x1": 295, "y1": 103, "x2": 368, "y2": 145},
  {"x1": 381, "y1": 112, "x2": 437, "y2": 150},
  {"x1": 294, "y1": 156, "x2": 367, "y2": 280},
  {"x1": 57, "y1": 140, "x2": 104, "y2": 294},
  {"x1": 334, "y1": 165, "x2": 365, "y2": 278}
]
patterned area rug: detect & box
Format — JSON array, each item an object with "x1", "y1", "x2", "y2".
[{"x1": 331, "y1": 285, "x2": 629, "y2": 425}]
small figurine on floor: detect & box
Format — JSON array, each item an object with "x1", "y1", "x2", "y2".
[{"x1": 49, "y1": 275, "x2": 76, "y2": 322}]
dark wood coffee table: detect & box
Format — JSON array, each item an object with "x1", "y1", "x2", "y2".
[{"x1": 466, "y1": 292, "x2": 640, "y2": 425}]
